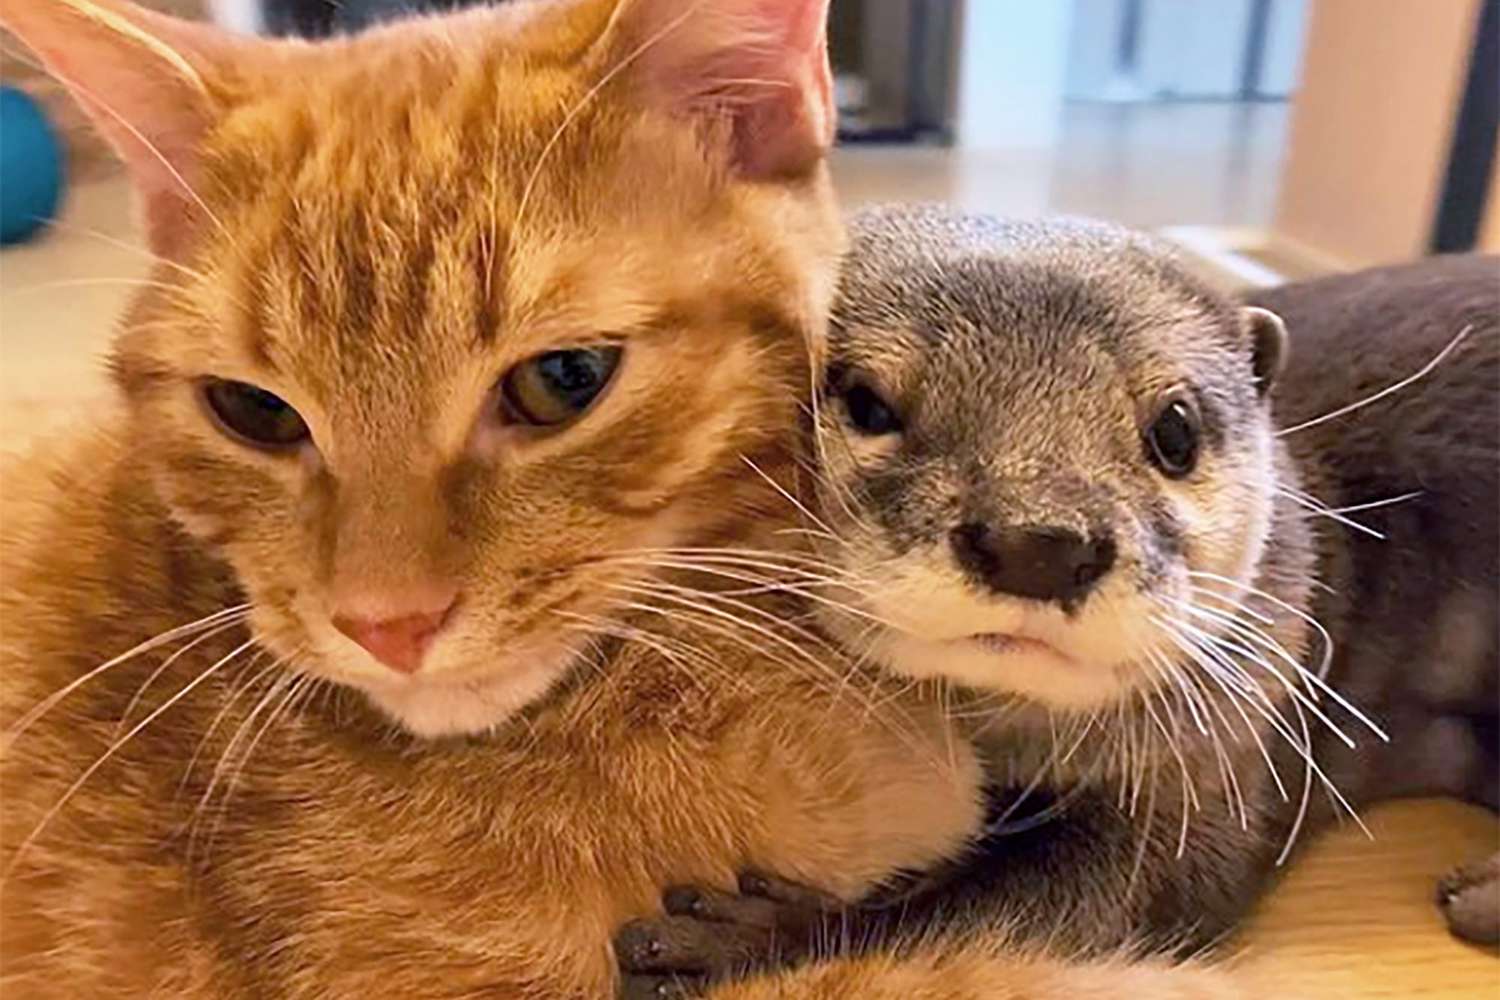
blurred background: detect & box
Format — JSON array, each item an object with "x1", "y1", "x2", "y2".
[
  {"x1": 1, "y1": 0, "x2": 1496, "y2": 443},
  {"x1": 219, "y1": 0, "x2": 1500, "y2": 277}
]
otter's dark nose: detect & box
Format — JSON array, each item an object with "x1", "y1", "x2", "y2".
[{"x1": 949, "y1": 523, "x2": 1116, "y2": 605}]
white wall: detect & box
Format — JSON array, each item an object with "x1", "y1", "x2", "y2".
[
  {"x1": 954, "y1": 0, "x2": 1075, "y2": 149},
  {"x1": 1066, "y1": 0, "x2": 1308, "y2": 101},
  {"x1": 207, "y1": 0, "x2": 263, "y2": 34},
  {"x1": 1066, "y1": 0, "x2": 1130, "y2": 98},
  {"x1": 1260, "y1": 0, "x2": 1310, "y2": 94},
  {"x1": 1138, "y1": 0, "x2": 1254, "y2": 98}
]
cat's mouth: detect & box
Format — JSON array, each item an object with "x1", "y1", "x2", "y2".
[{"x1": 315, "y1": 630, "x2": 588, "y2": 739}]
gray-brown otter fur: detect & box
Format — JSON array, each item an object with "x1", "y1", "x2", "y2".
[{"x1": 616, "y1": 206, "x2": 1498, "y2": 990}]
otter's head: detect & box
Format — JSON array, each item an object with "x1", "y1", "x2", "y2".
[{"x1": 810, "y1": 206, "x2": 1288, "y2": 711}]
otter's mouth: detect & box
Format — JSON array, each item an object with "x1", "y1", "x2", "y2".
[{"x1": 965, "y1": 632, "x2": 1075, "y2": 665}]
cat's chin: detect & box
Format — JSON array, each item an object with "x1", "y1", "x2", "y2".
[{"x1": 357, "y1": 656, "x2": 576, "y2": 739}]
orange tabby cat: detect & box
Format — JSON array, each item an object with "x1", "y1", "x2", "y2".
[{"x1": 0, "y1": 1, "x2": 1256, "y2": 996}]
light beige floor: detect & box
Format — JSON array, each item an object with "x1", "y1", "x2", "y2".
[
  {"x1": 833, "y1": 102, "x2": 1289, "y2": 231},
  {"x1": 1, "y1": 145, "x2": 1494, "y2": 997}
]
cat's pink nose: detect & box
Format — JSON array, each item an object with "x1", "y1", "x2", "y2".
[{"x1": 333, "y1": 596, "x2": 456, "y2": 675}]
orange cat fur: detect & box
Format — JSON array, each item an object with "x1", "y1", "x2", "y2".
[{"x1": 0, "y1": 2, "x2": 1255, "y2": 996}]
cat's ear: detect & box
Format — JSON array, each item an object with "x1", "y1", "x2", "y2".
[
  {"x1": 0, "y1": 0, "x2": 250, "y2": 255},
  {"x1": 597, "y1": 0, "x2": 835, "y2": 179}
]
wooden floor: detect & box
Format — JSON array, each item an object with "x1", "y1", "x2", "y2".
[{"x1": 1237, "y1": 799, "x2": 1497, "y2": 997}]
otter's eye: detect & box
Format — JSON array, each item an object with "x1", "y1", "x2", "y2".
[
  {"x1": 501, "y1": 346, "x2": 623, "y2": 427},
  {"x1": 1145, "y1": 398, "x2": 1200, "y2": 478},
  {"x1": 843, "y1": 384, "x2": 902, "y2": 436},
  {"x1": 202, "y1": 379, "x2": 310, "y2": 450}
]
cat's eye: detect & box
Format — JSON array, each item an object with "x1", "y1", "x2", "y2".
[
  {"x1": 501, "y1": 346, "x2": 623, "y2": 427},
  {"x1": 1145, "y1": 396, "x2": 1200, "y2": 478},
  {"x1": 842, "y1": 383, "x2": 903, "y2": 436},
  {"x1": 201, "y1": 379, "x2": 310, "y2": 450}
]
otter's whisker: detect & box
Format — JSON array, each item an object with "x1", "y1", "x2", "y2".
[
  {"x1": 1189, "y1": 571, "x2": 1341, "y2": 685},
  {"x1": 613, "y1": 546, "x2": 870, "y2": 583},
  {"x1": 1126, "y1": 753, "x2": 1162, "y2": 895},
  {"x1": 1277, "y1": 323, "x2": 1473, "y2": 437},
  {"x1": 1172, "y1": 603, "x2": 1317, "y2": 695},
  {"x1": 1189, "y1": 587, "x2": 1275, "y2": 626},
  {"x1": 1323, "y1": 490, "x2": 1424, "y2": 516},
  {"x1": 1162, "y1": 616, "x2": 1370, "y2": 855},
  {"x1": 1146, "y1": 645, "x2": 1248, "y2": 828},
  {"x1": 1279, "y1": 689, "x2": 1319, "y2": 865},
  {"x1": 1170, "y1": 615, "x2": 1358, "y2": 750},
  {"x1": 1178, "y1": 594, "x2": 1330, "y2": 712},
  {"x1": 1178, "y1": 591, "x2": 1387, "y2": 743},
  {"x1": 1140, "y1": 666, "x2": 1199, "y2": 816},
  {"x1": 1154, "y1": 620, "x2": 1290, "y2": 804},
  {"x1": 1277, "y1": 485, "x2": 1385, "y2": 540},
  {"x1": 603, "y1": 554, "x2": 896, "y2": 630},
  {"x1": 1137, "y1": 681, "x2": 1200, "y2": 860}
]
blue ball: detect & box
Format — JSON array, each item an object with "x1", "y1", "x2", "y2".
[{"x1": 1, "y1": 86, "x2": 65, "y2": 246}]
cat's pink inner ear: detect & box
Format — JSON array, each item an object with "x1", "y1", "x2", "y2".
[
  {"x1": 604, "y1": 0, "x2": 835, "y2": 179},
  {"x1": 0, "y1": 0, "x2": 243, "y2": 255}
]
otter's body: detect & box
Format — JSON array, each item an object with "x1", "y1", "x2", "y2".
[
  {"x1": 903, "y1": 250, "x2": 1500, "y2": 950},
  {"x1": 618, "y1": 210, "x2": 1499, "y2": 984}
]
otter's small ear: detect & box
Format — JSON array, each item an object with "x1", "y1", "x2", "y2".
[{"x1": 1245, "y1": 306, "x2": 1288, "y2": 398}]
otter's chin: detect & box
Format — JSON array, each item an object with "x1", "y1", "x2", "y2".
[{"x1": 859, "y1": 625, "x2": 1138, "y2": 710}]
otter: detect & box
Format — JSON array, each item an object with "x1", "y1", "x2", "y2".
[{"x1": 616, "y1": 206, "x2": 1498, "y2": 994}]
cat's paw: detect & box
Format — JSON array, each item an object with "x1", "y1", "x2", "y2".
[
  {"x1": 1436, "y1": 850, "x2": 1500, "y2": 946},
  {"x1": 614, "y1": 870, "x2": 842, "y2": 994}
]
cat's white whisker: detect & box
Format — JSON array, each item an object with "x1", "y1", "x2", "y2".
[
  {"x1": 4, "y1": 604, "x2": 251, "y2": 747},
  {"x1": 604, "y1": 554, "x2": 896, "y2": 630},
  {"x1": 189, "y1": 661, "x2": 297, "y2": 855},
  {"x1": 115, "y1": 619, "x2": 246, "y2": 736},
  {"x1": 32, "y1": 54, "x2": 234, "y2": 247},
  {"x1": 36, "y1": 218, "x2": 248, "y2": 312},
  {"x1": 176, "y1": 651, "x2": 282, "y2": 800},
  {"x1": 206, "y1": 666, "x2": 313, "y2": 850},
  {"x1": 608, "y1": 583, "x2": 939, "y2": 764},
  {"x1": 5, "y1": 637, "x2": 257, "y2": 880},
  {"x1": 510, "y1": 1, "x2": 701, "y2": 238},
  {"x1": 739, "y1": 453, "x2": 842, "y2": 541}
]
